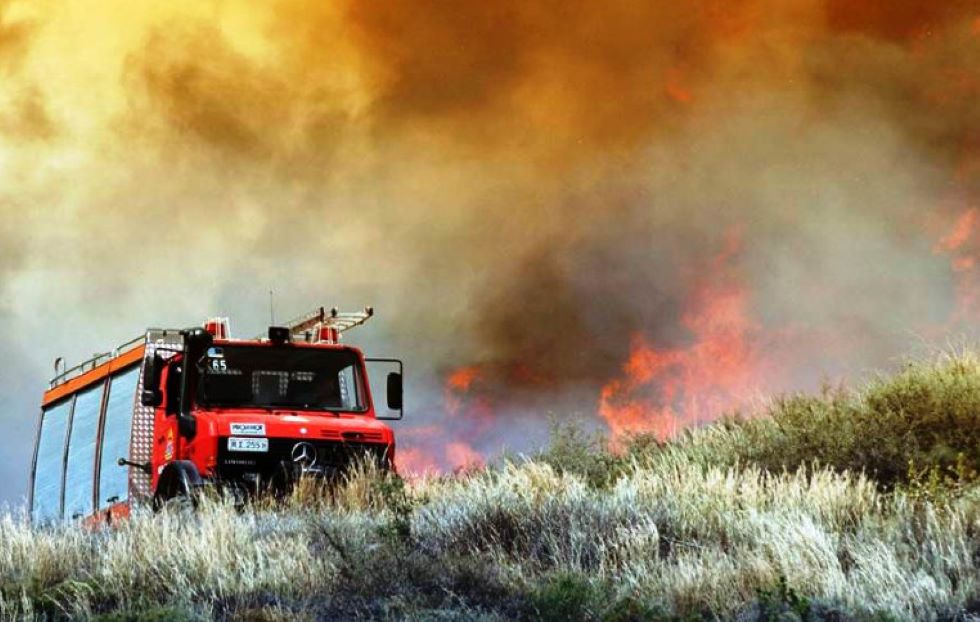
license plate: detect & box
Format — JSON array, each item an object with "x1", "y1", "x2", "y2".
[{"x1": 228, "y1": 437, "x2": 269, "y2": 452}]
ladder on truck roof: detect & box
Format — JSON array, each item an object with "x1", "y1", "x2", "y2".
[{"x1": 268, "y1": 306, "x2": 374, "y2": 343}]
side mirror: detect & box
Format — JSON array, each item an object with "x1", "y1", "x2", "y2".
[
  {"x1": 366, "y1": 358, "x2": 403, "y2": 420},
  {"x1": 387, "y1": 372, "x2": 403, "y2": 411},
  {"x1": 140, "y1": 354, "x2": 163, "y2": 407}
]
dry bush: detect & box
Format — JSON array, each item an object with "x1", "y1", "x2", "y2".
[{"x1": 650, "y1": 350, "x2": 980, "y2": 490}]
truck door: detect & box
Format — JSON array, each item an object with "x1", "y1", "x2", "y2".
[
  {"x1": 97, "y1": 365, "x2": 140, "y2": 513},
  {"x1": 151, "y1": 360, "x2": 181, "y2": 489}
]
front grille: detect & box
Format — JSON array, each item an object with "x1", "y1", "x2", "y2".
[{"x1": 217, "y1": 437, "x2": 390, "y2": 481}]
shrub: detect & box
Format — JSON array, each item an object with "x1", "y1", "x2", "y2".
[
  {"x1": 533, "y1": 422, "x2": 630, "y2": 488},
  {"x1": 626, "y1": 351, "x2": 980, "y2": 490}
]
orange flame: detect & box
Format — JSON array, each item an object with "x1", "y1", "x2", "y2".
[
  {"x1": 664, "y1": 67, "x2": 694, "y2": 104},
  {"x1": 935, "y1": 207, "x2": 977, "y2": 254},
  {"x1": 446, "y1": 366, "x2": 482, "y2": 391},
  {"x1": 444, "y1": 365, "x2": 486, "y2": 416},
  {"x1": 395, "y1": 445, "x2": 440, "y2": 475},
  {"x1": 935, "y1": 207, "x2": 980, "y2": 324},
  {"x1": 599, "y1": 230, "x2": 767, "y2": 442},
  {"x1": 396, "y1": 365, "x2": 493, "y2": 475},
  {"x1": 403, "y1": 207, "x2": 980, "y2": 471},
  {"x1": 446, "y1": 441, "x2": 485, "y2": 470}
]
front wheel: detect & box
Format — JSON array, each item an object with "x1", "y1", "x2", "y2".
[{"x1": 153, "y1": 461, "x2": 206, "y2": 512}]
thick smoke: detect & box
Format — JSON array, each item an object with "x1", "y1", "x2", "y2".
[{"x1": 0, "y1": 0, "x2": 978, "y2": 501}]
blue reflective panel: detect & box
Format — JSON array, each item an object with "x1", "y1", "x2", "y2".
[
  {"x1": 98, "y1": 366, "x2": 138, "y2": 509},
  {"x1": 31, "y1": 400, "x2": 72, "y2": 523},
  {"x1": 63, "y1": 385, "x2": 103, "y2": 520}
]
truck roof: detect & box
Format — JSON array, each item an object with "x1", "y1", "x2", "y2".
[
  {"x1": 43, "y1": 335, "x2": 366, "y2": 409},
  {"x1": 41, "y1": 306, "x2": 376, "y2": 409},
  {"x1": 43, "y1": 344, "x2": 145, "y2": 408}
]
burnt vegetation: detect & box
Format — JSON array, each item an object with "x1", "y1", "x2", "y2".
[{"x1": 1, "y1": 351, "x2": 979, "y2": 621}]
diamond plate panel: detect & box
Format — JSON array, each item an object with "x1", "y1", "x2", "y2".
[{"x1": 128, "y1": 330, "x2": 182, "y2": 503}]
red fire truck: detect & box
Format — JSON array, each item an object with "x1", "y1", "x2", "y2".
[{"x1": 28, "y1": 306, "x2": 403, "y2": 524}]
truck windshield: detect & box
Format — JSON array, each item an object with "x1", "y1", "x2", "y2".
[{"x1": 196, "y1": 345, "x2": 367, "y2": 412}]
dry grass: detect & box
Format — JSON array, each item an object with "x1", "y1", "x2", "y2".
[{"x1": 1, "y1": 351, "x2": 979, "y2": 621}]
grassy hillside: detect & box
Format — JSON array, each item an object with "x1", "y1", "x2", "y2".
[{"x1": 1, "y1": 352, "x2": 978, "y2": 621}]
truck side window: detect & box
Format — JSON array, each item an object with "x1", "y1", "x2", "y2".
[
  {"x1": 166, "y1": 362, "x2": 182, "y2": 416},
  {"x1": 98, "y1": 366, "x2": 139, "y2": 509},
  {"x1": 63, "y1": 384, "x2": 103, "y2": 520},
  {"x1": 31, "y1": 399, "x2": 73, "y2": 524}
]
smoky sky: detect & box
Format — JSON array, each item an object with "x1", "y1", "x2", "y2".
[{"x1": 0, "y1": 0, "x2": 978, "y2": 503}]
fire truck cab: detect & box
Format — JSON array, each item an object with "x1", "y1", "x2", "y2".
[{"x1": 29, "y1": 306, "x2": 402, "y2": 524}]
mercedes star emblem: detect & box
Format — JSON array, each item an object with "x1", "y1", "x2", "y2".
[{"x1": 291, "y1": 442, "x2": 317, "y2": 467}]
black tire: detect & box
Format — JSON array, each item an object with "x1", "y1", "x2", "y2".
[{"x1": 153, "y1": 461, "x2": 206, "y2": 512}]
